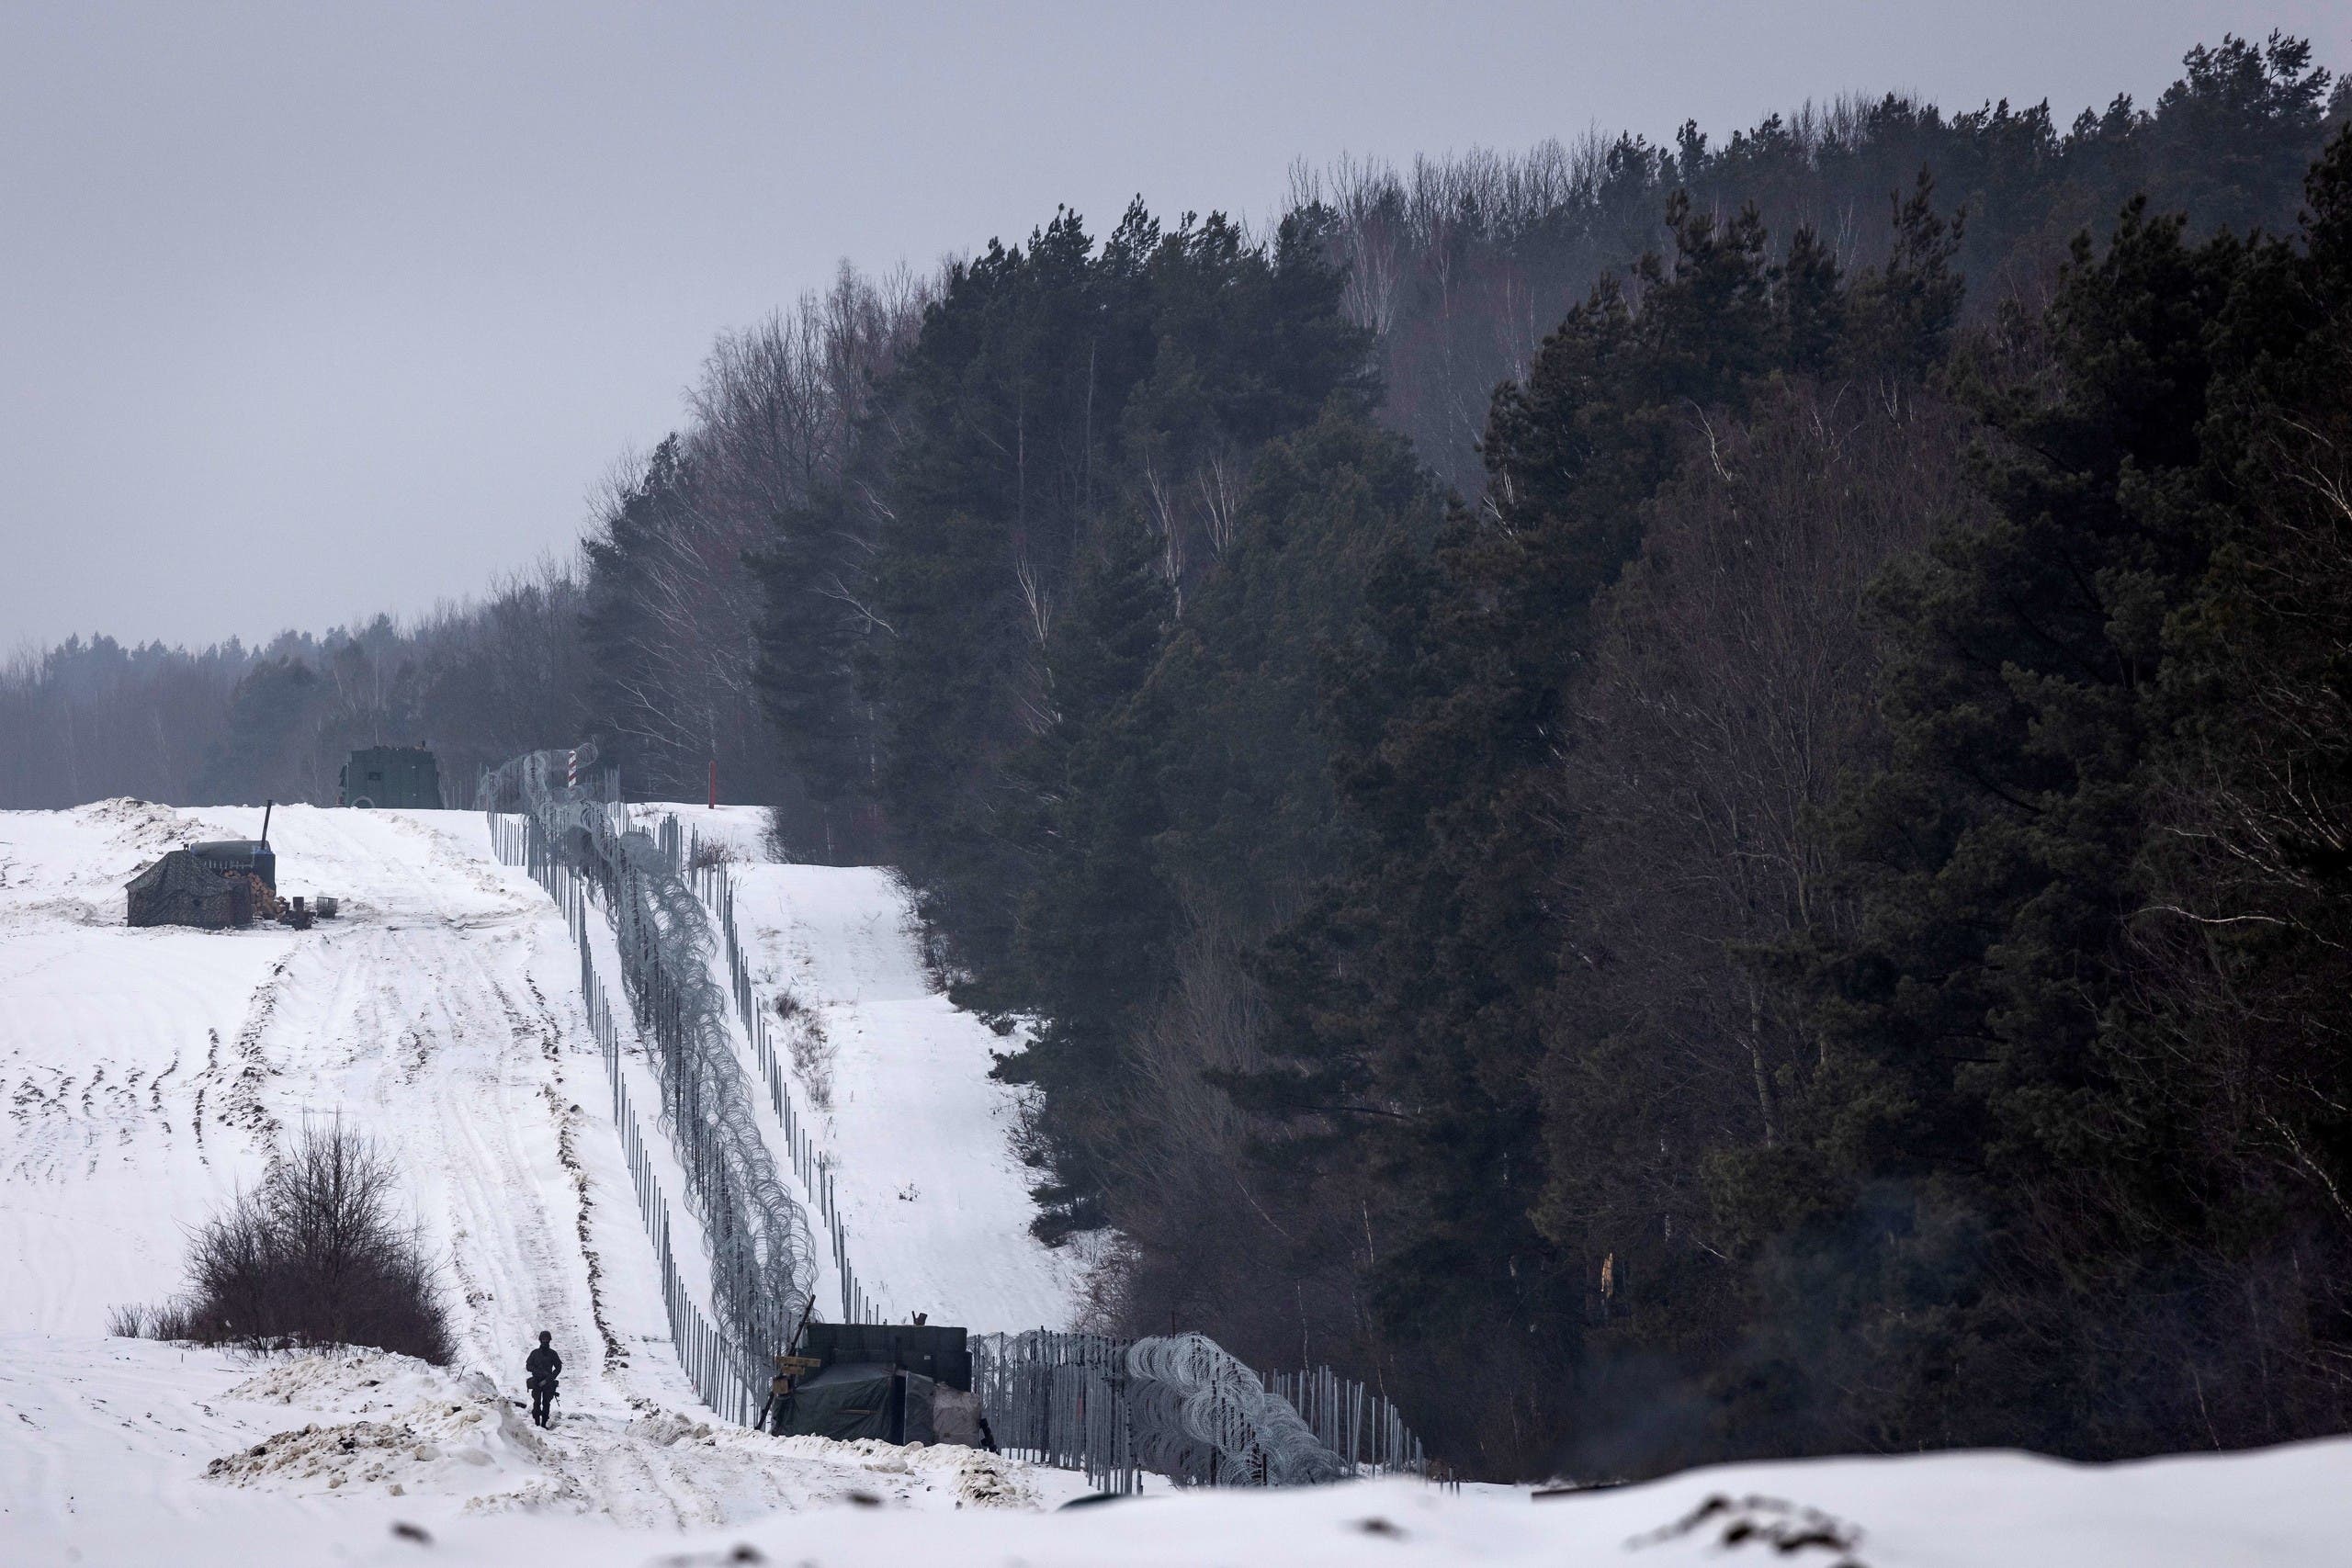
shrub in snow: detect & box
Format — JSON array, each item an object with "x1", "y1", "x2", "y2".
[
  {"x1": 112, "y1": 1122, "x2": 454, "y2": 1364},
  {"x1": 775, "y1": 988, "x2": 835, "y2": 1110},
  {"x1": 105, "y1": 1301, "x2": 198, "y2": 1340}
]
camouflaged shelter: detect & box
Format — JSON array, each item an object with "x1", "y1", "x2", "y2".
[
  {"x1": 126, "y1": 850, "x2": 252, "y2": 929},
  {"x1": 339, "y1": 745, "x2": 443, "y2": 809}
]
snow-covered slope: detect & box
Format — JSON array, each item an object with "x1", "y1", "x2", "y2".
[
  {"x1": 638, "y1": 805, "x2": 1088, "y2": 1332},
  {"x1": 0, "y1": 799, "x2": 1090, "y2": 1552},
  {"x1": 0, "y1": 800, "x2": 723, "y2": 1390}
]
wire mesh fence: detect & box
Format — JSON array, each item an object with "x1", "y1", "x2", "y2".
[
  {"x1": 486, "y1": 811, "x2": 756, "y2": 1421},
  {"x1": 969, "y1": 1331, "x2": 1137, "y2": 1494},
  {"x1": 481, "y1": 750, "x2": 814, "y2": 1411},
  {"x1": 972, "y1": 1330, "x2": 1425, "y2": 1493},
  {"x1": 1269, "y1": 1364, "x2": 1428, "y2": 1478},
  {"x1": 680, "y1": 834, "x2": 882, "y2": 1325}
]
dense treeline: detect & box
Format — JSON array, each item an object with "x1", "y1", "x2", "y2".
[
  {"x1": 0, "y1": 565, "x2": 586, "y2": 810},
  {"x1": 812, "y1": 36, "x2": 2346, "y2": 1475},
  {"x1": 8, "y1": 32, "x2": 2349, "y2": 1482},
  {"x1": 1315, "y1": 31, "x2": 2352, "y2": 496},
  {"x1": 588, "y1": 265, "x2": 926, "y2": 838}
]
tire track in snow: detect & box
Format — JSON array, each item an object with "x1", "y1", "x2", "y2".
[{"x1": 198, "y1": 809, "x2": 612, "y2": 1416}]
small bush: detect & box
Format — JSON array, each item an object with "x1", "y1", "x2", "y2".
[
  {"x1": 108, "y1": 1299, "x2": 198, "y2": 1340},
  {"x1": 112, "y1": 1122, "x2": 454, "y2": 1363},
  {"x1": 775, "y1": 987, "x2": 835, "y2": 1110}
]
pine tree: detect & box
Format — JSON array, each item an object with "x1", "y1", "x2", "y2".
[
  {"x1": 748, "y1": 482, "x2": 886, "y2": 863},
  {"x1": 1249, "y1": 192, "x2": 1817, "y2": 1469},
  {"x1": 837, "y1": 198, "x2": 1377, "y2": 1238},
  {"x1": 1758, "y1": 197, "x2": 2259, "y2": 1452}
]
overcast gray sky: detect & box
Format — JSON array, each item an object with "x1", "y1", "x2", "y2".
[{"x1": 1, "y1": 2, "x2": 2342, "y2": 652}]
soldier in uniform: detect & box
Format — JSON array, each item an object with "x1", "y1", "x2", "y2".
[
  {"x1": 756, "y1": 1355, "x2": 797, "y2": 1436},
  {"x1": 526, "y1": 1330, "x2": 562, "y2": 1428}
]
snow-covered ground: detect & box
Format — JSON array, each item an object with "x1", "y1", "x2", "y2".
[
  {"x1": 0, "y1": 1334, "x2": 1061, "y2": 1559},
  {"x1": 0, "y1": 799, "x2": 642, "y2": 1362},
  {"x1": 0, "y1": 799, "x2": 1091, "y2": 1559},
  {"x1": 5, "y1": 797, "x2": 2348, "y2": 1565},
  {"x1": 8, "y1": 1325, "x2": 2350, "y2": 1566}
]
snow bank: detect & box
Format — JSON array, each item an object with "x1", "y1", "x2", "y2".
[
  {"x1": 0, "y1": 1332, "x2": 1087, "y2": 1562},
  {"x1": 7, "y1": 1330, "x2": 2348, "y2": 1567}
]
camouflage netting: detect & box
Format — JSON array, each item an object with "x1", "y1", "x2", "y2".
[{"x1": 127, "y1": 850, "x2": 249, "y2": 929}]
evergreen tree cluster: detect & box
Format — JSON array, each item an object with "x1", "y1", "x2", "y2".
[
  {"x1": 1308, "y1": 30, "x2": 2350, "y2": 495},
  {"x1": 770, "y1": 35, "x2": 2348, "y2": 1473},
  {"x1": 781, "y1": 202, "x2": 1410, "y2": 1241},
  {"x1": 0, "y1": 571, "x2": 589, "y2": 811}
]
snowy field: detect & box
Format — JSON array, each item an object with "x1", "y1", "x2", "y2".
[
  {"x1": 4, "y1": 798, "x2": 2347, "y2": 1565},
  {"x1": 0, "y1": 799, "x2": 1091, "y2": 1560}
]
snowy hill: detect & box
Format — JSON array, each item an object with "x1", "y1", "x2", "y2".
[
  {"x1": 1, "y1": 799, "x2": 626, "y2": 1357},
  {"x1": 5, "y1": 797, "x2": 2349, "y2": 1565},
  {"x1": 0, "y1": 799, "x2": 1091, "y2": 1548}
]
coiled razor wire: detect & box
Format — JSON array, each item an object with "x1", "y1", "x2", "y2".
[
  {"x1": 683, "y1": 836, "x2": 884, "y2": 1325},
  {"x1": 1125, "y1": 1334, "x2": 1353, "y2": 1485},
  {"x1": 480, "y1": 748, "x2": 817, "y2": 1396},
  {"x1": 972, "y1": 1330, "x2": 1422, "y2": 1491}
]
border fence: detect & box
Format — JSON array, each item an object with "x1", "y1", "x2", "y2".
[
  {"x1": 1270, "y1": 1363, "x2": 1428, "y2": 1478},
  {"x1": 481, "y1": 750, "x2": 814, "y2": 1409},
  {"x1": 675, "y1": 824, "x2": 881, "y2": 1325},
  {"x1": 487, "y1": 809, "x2": 757, "y2": 1420},
  {"x1": 481, "y1": 748, "x2": 1426, "y2": 1486},
  {"x1": 970, "y1": 1331, "x2": 1136, "y2": 1492},
  {"x1": 972, "y1": 1330, "x2": 1425, "y2": 1492}
]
